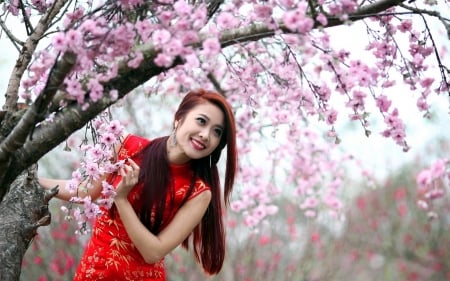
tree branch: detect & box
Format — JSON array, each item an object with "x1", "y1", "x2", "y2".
[
  {"x1": 0, "y1": 17, "x2": 24, "y2": 51},
  {"x1": 18, "y1": 0, "x2": 35, "y2": 35},
  {"x1": 219, "y1": 0, "x2": 407, "y2": 48},
  {"x1": 0, "y1": 44, "x2": 182, "y2": 192},
  {"x1": 0, "y1": 164, "x2": 51, "y2": 280},
  {"x1": 0, "y1": 52, "x2": 76, "y2": 197},
  {"x1": 2, "y1": 0, "x2": 70, "y2": 113},
  {"x1": 399, "y1": 2, "x2": 450, "y2": 39},
  {"x1": 0, "y1": 51, "x2": 76, "y2": 160}
]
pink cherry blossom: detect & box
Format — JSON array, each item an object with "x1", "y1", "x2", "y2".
[
  {"x1": 430, "y1": 159, "x2": 447, "y2": 179},
  {"x1": 339, "y1": 0, "x2": 358, "y2": 13},
  {"x1": 83, "y1": 162, "x2": 101, "y2": 178},
  {"x1": 254, "y1": 5, "x2": 273, "y2": 20},
  {"x1": 216, "y1": 12, "x2": 239, "y2": 29},
  {"x1": 97, "y1": 198, "x2": 114, "y2": 209},
  {"x1": 398, "y1": 19, "x2": 413, "y2": 32},
  {"x1": 244, "y1": 215, "x2": 259, "y2": 228},
  {"x1": 87, "y1": 145, "x2": 105, "y2": 161},
  {"x1": 283, "y1": 9, "x2": 314, "y2": 33},
  {"x1": 417, "y1": 200, "x2": 429, "y2": 210},
  {"x1": 101, "y1": 181, "x2": 116, "y2": 198},
  {"x1": 231, "y1": 201, "x2": 246, "y2": 212},
  {"x1": 83, "y1": 200, "x2": 100, "y2": 219},
  {"x1": 100, "y1": 132, "x2": 117, "y2": 147},
  {"x1": 152, "y1": 29, "x2": 172, "y2": 48},
  {"x1": 65, "y1": 179, "x2": 80, "y2": 194},
  {"x1": 202, "y1": 38, "x2": 221, "y2": 57},
  {"x1": 416, "y1": 169, "x2": 432, "y2": 189},
  {"x1": 300, "y1": 197, "x2": 319, "y2": 209},
  {"x1": 165, "y1": 39, "x2": 184, "y2": 57},
  {"x1": 135, "y1": 20, "x2": 154, "y2": 42},
  {"x1": 376, "y1": 95, "x2": 392, "y2": 112},
  {"x1": 65, "y1": 77, "x2": 85, "y2": 104},
  {"x1": 304, "y1": 210, "x2": 317, "y2": 218},
  {"x1": 87, "y1": 79, "x2": 104, "y2": 102},
  {"x1": 416, "y1": 97, "x2": 429, "y2": 111},
  {"x1": 173, "y1": 0, "x2": 192, "y2": 17},
  {"x1": 316, "y1": 13, "x2": 328, "y2": 26},
  {"x1": 180, "y1": 30, "x2": 199, "y2": 45},
  {"x1": 65, "y1": 29, "x2": 83, "y2": 50},
  {"x1": 325, "y1": 109, "x2": 338, "y2": 125},
  {"x1": 424, "y1": 189, "x2": 445, "y2": 200},
  {"x1": 108, "y1": 89, "x2": 119, "y2": 101},
  {"x1": 106, "y1": 120, "x2": 124, "y2": 136},
  {"x1": 154, "y1": 53, "x2": 174, "y2": 67},
  {"x1": 119, "y1": 0, "x2": 144, "y2": 9},
  {"x1": 127, "y1": 51, "x2": 144, "y2": 68},
  {"x1": 381, "y1": 80, "x2": 396, "y2": 88},
  {"x1": 52, "y1": 32, "x2": 68, "y2": 52},
  {"x1": 278, "y1": 0, "x2": 296, "y2": 9},
  {"x1": 420, "y1": 77, "x2": 434, "y2": 88}
]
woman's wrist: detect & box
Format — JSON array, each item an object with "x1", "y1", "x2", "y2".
[{"x1": 114, "y1": 196, "x2": 129, "y2": 205}]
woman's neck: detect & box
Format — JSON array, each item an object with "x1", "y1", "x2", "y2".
[{"x1": 166, "y1": 136, "x2": 191, "y2": 165}]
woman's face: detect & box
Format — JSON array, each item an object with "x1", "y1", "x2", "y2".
[{"x1": 169, "y1": 102, "x2": 225, "y2": 164}]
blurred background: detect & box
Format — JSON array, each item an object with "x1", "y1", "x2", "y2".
[{"x1": 20, "y1": 90, "x2": 449, "y2": 281}]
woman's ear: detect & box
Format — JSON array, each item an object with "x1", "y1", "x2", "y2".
[{"x1": 174, "y1": 120, "x2": 179, "y2": 130}]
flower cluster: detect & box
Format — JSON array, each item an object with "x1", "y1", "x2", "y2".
[
  {"x1": 416, "y1": 158, "x2": 449, "y2": 219},
  {"x1": 62, "y1": 116, "x2": 124, "y2": 234}
]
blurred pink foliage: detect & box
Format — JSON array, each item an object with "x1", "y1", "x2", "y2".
[{"x1": 23, "y1": 147, "x2": 450, "y2": 280}]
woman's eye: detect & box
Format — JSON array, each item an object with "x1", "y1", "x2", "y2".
[
  {"x1": 196, "y1": 117, "x2": 206, "y2": 125},
  {"x1": 214, "y1": 128, "x2": 223, "y2": 137}
]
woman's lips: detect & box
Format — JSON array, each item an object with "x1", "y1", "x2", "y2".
[{"x1": 191, "y1": 138, "x2": 206, "y2": 150}]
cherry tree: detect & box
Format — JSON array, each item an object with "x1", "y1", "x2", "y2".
[{"x1": 0, "y1": 0, "x2": 449, "y2": 280}]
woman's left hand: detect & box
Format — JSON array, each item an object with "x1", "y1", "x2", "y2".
[{"x1": 115, "y1": 158, "x2": 140, "y2": 201}]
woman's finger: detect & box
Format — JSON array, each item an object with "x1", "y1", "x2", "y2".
[{"x1": 127, "y1": 158, "x2": 140, "y2": 171}]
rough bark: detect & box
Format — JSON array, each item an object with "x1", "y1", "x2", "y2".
[
  {"x1": 0, "y1": 165, "x2": 57, "y2": 281},
  {"x1": 3, "y1": 0, "x2": 70, "y2": 112}
]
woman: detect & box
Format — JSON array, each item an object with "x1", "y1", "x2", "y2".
[{"x1": 39, "y1": 89, "x2": 238, "y2": 280}]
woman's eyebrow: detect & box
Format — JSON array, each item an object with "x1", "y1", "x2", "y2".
[{"x1": 198, "y1": 113, "x2": 210, "y2": 120}]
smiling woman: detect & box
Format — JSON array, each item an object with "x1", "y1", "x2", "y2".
[
  {"x1": 39, "y1": 89, "x2": 238, "y2": 281},
  {"x1": 168, "y1": 101, "x2": 225, "y2": 163}
]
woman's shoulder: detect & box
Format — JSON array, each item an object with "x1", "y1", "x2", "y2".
[
  {"x1": 187, "y1": 178, "x2": 211, "y2": 200},
  {"x1": 118, "y1": 134, "x2": 151, "y2": 159},
  {"x1": 122, "y1": 133, "x2": 150, "y2": 144}
]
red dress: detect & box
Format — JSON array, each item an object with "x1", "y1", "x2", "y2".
[{"x1": 74, "y1": 134, "x2": 210, "y2": 281}]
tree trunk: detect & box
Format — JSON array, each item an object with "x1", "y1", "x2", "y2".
[{"x1": 0, "y1": 165, "x2": 57, "y2": 281}]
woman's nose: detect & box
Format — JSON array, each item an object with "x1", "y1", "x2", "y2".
[{"x1": 199, "y1": 129, "x2": 209, "y2": 141}]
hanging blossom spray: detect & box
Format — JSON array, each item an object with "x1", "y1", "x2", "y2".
[{"x1": 61, "y1": 114, "x2": 125, "y2": 234}]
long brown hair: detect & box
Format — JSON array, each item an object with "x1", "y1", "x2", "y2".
[{"x1": 139, "y1": 89, "x2": 237, "y2": 274}]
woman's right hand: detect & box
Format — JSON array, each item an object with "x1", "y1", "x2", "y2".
[{"x1": 114, "y1": 158, "x2": 140, "y2": 201}]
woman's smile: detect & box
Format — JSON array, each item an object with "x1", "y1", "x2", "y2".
[{"x1": 191, "y1": 138, "x2": 206, "y2": 150}]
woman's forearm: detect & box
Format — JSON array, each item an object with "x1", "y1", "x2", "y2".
[
  {"x1": 114, "y1": 198, "x2": 165, "y2": 263},
  {"x1": 114, "y1": 190, "x2": 211, "y2": 265},
  {"x1": 39, "y1": 178, "x2": 73, "y2": 201},
  {"x1": 39, "y1": 176, "x2": 105, "y2": 202}
]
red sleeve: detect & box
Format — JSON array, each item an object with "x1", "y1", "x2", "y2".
[
  {"x1": 107, "y1": 134, "x2": 150, "y2": 184},
  {"x1": 188, "y1": 180, "x2": 211, "y2": 200},
  {"x1": 117, "y1": 134, "x2": 150, "y2": 160}
]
